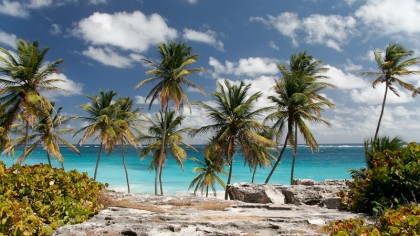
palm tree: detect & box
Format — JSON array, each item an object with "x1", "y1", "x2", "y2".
[
  {"x1": 0, "y1": 40, "x2": 64, "y2": 163},
  {"x1": 141, "y1": 110, "x2": 197, "y2": 195},
  {"x1": 265, "y1": 52, "x2": 335, "y2": 185},
  {"x1": 189, "y1": 146, "x2": 227, "y2": 197},
  {"x1": 74, "y1": 90, "x2": 119, "y2": 181},
  {"x1": 361, "y1": 43, "x2": 420, "y2": 141},
  {"x1": 136, "y1": 41, "x2": 205, "y2": 195},
  {"x1": 3, "y1": 103, "x2": 79, "y2": 167},
  {"x1": 193, "y1": 79, "x2": 274, "y2": 200},
  {"x1": 113, "y1": 97, "x2": 143, "y2": 193}
]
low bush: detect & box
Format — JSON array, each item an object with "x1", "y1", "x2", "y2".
[
  {"x1": 0, "y1": 161, "x2": 105, "y2": 235},
  {"x1": 327, "y1": 203, "x2": 420, "y2": 235},
  {"x1": 339, "y1": 142, "x2": 420, "y2": 214}
]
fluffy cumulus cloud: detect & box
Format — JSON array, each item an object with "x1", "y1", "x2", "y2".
[
  {"x1": 0, "y1": 0, "x2": 28, "y2": 18},
  {"x1": 82, "y1": 46, "x2": 135, "y2": 68},
  {"x1": 43, "y1": 73, "x2": 83, "y2": 99},
  {"x1": 182, "y1": 28, "x2": 224, "y2": 51},
  {"x1": 73, "y1": 11, "x2": 177, "y2": 53},
  {"x1": 0, "y1": 30, "x2": 17, "y2": 48},
  {"x1": 208, "y1": 56, "x2": 279, "y2": 78},
  {"x1": 134, "y1": 95, "x2": 159, "y2": 105},
  {"x1": 324, "y1": 65, "x2": 369, "y2": 89},
  {"x1": 251, "y1": 12, "x2": 357, "y2": 51},
  {"x1": 344, "y1": 59, "x2": 363, "y2": 72},
  {"x1": 356, "y1": 0, "x2": 420, "y2": 37},
  {"x1": 186, "y1": 0, "x2": 197, "y2": 4},
  {"x1": 351, "y1": 83, "x2": 416, "y2": 105},
  {"x1": 88, "y1": 0, "x2": 107, "y2": 4}
]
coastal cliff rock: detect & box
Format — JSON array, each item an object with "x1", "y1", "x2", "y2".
[{"x1": 228, "y1": 179, "x2": 349, "y2": 209}]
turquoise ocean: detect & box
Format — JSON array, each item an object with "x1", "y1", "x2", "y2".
[{"x1": 0, "y1": 145, "x2": 366, "y2": 195}]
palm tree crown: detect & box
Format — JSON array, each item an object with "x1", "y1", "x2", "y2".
[{"x1": 360, "y1": 43, "x2": 420, "y2": 140}]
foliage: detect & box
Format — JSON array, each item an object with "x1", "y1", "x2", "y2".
[
  {"x1": 339, "y1": 142, "x2": 420, "y2": 214},
  {"x1": 0, "y1": 161, "x2": 105, "y2": 235},
  {"x1": 327, "y1": 203, "x2": 420, "y2": 235}
]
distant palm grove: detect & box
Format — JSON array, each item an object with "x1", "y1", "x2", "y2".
[{"x1": 1, "y1": 39, "x2": 419, "y2": 199}]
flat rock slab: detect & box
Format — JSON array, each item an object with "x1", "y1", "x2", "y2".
[{"x1": 53, "y1": 192, "x2": 366, "y2": 236}]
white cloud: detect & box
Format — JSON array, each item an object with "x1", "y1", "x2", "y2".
[
  {"x1": 208, "y1": 56, "x2": 279, "y2": 78},
  {"x1": 135, "y1": 95, "x2": 159, "y2": 105},
  {"x1": 28, "y1": 0, "x2": 53, "y2": 9},
  {"x1": 251, "y1": 12, "x2": 357, "y2": 51},
  {"x1": 183, "y1": 28, "x2": 224, "y2": 51},
  {"x1": 356, "y1": 0, "x2": 420, "y2": 37},
  {"x1": 268, "y1": 41, "x2": 280, "y2": 50},
  {"x1": 43, "y1": 73, "x2": 83, "y2": 99},
  {"x1": 82, "y1": 46, "x2": 134, "y2": 68},
  {"x1": 88, "y1": 0, "x2": 107, "y2": 4},
  {"x1": 73, "y1": 11, "x2": 177, "y2": 53},
  {"x1": 0, "y1": 30, "x2": 17, "y2": 48},
  {"x1": 351, "y1": 83, "x2": 415, "y2": 105},
  {"x1": 324, "y1": 65, "x2": 369, "y2": 89},
  {"x1": 186, "y1": 0, "x2": 197, "y2": 4},
  {"x1": 50, "y1": 24, "x2": 62, "y2": 35},
  {"x1": 0, "y1": 0, "x2": 28, "y2": 18},
  {"x1": 344, "y1": 59, "x2": 363, "y2": 72}
]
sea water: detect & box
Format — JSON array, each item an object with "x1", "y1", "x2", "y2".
[{"x1": 0, "y1": 145, "x2": 365, "y2": 195}]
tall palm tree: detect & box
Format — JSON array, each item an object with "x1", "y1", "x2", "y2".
[
  {"x1": 3, "y1": 103, "x2": 79, "y2": 167},
  {"x1": 244, "y1": 134, "x2": 277, "y2": 183},
  {"x1": 113, "y1": 97, "x2": 143, "y2": 193},
  {"x1": 189, "y1": 146, "x2": 227, "y2": 197},
  {"x1": 140, "y1": 110, "x2": 197, "y2": 195},
  {"x1": 136, "y1": 41, "x2": 205, "y2": 195},
  {"x1": 265, "y1": 52, "x2": 335, "y2": 185},
  {"x1": 74, "y1": 90, "x2": 119, "y2": 181},
  {"x1": 360, "y1": 43, "x2": 420, "y2": 141},
  {"x1": 0, "y1": 40, "x2": 64, "y2": 162},
  {"x1": 193, "y1": 79, "x2": 274, "y2": 200}
]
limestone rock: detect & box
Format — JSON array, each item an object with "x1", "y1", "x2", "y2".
[{"x1": 227, "y1": 182, "x2": 285, "y2": 204}]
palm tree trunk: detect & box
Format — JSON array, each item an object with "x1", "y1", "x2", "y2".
[
  {"x1": 121, "y1": 144, "x2": 130, "y2": 193},
  {"x1": 251, "y1": 165, "x2": 257, "y2": 183},
  {"x1": 225, "y1": 157, "x2": 233, "y2": 200},
  {"x1": 94, "y1": 142, "x2": 103, "y2": 181},
  {"x1": 265, "y1": 133, "x2": 289, "y2": 184},
  {"x1": 159, "y1": 167, "x2": 163, "y2": 195},
  {"x1": 17, "y1": 121, "x2": 30, "y2": 165},
  {"x1": 374, "y1": 81, "x2": 389, "y2": 141},
  {"x1": 206, "y1": 185, "x2": 209, "y2": 198},
  {"x1": 47, "y1": 152, "x2": 52, "y2": 166},
  {"x1": 290, "y1": 123, "x2": 298, "y2": 185},
  {"x1": 156, "y1": 105, "x2": 168, "y2": 195}
]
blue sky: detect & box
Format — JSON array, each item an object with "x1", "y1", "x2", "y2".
[{"x1": 0, "y1": 0, "x2": 419, "y2": 144}]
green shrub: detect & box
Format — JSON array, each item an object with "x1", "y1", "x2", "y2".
[
  {"x1": 327, "y1": 203, "x2": 420, "y2": 235},
  {"x1": 0, "y1": 161, "x2": 105, "y2": 235},
  {"x1": 339, "y1": 142, "x2": 420, "y2": 214}
]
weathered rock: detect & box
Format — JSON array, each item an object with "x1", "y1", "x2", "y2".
[{"x1": 228, "y1": 182, "x2": 285, "y2": 204}]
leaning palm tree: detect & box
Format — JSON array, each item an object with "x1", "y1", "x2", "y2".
[
  {"x1": 113, "y1": 97, "x2": 143, "y2": 193},
  {"x1": 0, "y1": 40, "x2": 64, "y2": 163},
  {"x1": 193, "y1": 79, "x2": 274, "y2": 200},
  {"x1": 136, "y1": 41, "x2": 205, "y2": 195},
  {"x1": 3, "y1": 103, "x2": 79, "y2": 167},
  {"x1": 74, "y1": 90, "x2": 119, "y2": 181},
  {"x1": 189, "y1": 146, "x2": 227, "y2": 197},
  {"x1": 265, "y1": 52, "x2": 335, "y2": 184},
  {"x1": 244, "y1": 134, "x2": 277, "y2": 183},
  {"x1": 141, "y1": 110, "x2": 197, "y2": 195},
  {"x1": 361, "y1": 43, "x2": 420, "y2": 141}
]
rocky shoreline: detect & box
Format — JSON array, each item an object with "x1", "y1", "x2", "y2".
[{"x1": 53, "y1": 180, "x2": 367, "y2": 236}]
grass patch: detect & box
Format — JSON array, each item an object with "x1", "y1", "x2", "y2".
[
  {"x1": 99, "y1": 192, "x2": 165, "y2": 213},
  {"x1": 168, "y1": 200, "x2": 232, "y2": 211}
]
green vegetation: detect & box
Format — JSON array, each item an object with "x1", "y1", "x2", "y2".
[{"x1": 0, "y1": 161, "x2": 104, "y2": 235}]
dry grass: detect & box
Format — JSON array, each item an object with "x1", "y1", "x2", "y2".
[
  {"x1": 201, "y1": 215, "x2": 265, "y2": 221},
  {"x1": 99, "y1": 191, "x2": 165, "y2": 213},
  {"x1": 168, "y1": 200, "x2": 232, "y2": 211}
]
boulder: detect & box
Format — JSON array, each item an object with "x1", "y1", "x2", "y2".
[{"x1": 227, "y1": 182, "x2": 285, "y2": 204}]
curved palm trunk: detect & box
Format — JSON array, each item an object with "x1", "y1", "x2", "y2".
[
  {"x1": 374, "y1": 81, "x2": 389, "y2": 141},
  {"x1": 17, "y1": 121, "x2": 30, "y2": 165},
  {"x1": 265, "y1": 133, "x2": 289, "y2": 184},
  {"x1": 121, "y1": 144, "x2": 130, "y2": 193},
  {"x1": 251, "y1": 165, "x2": 257, "y2": 183},
  {"x1": 61, "y1": 161, "x2": 64, "y2": 170},
  {"x1": 155, "y1": 105, "x2": 168, "y2": 195},
  {"x1": 159, "y1": 167, "x2": 163, "y2": 195},
  {"x1": 93, "y1": 142, "x2": 103, "y2": 181},
  {"x1": 290, "y1": 123, "x2": 298, "y2": 185},
  {"x1": 46, "y1": 152, "x2": 52, "y2": 166},
  {"x1": 225, "y1": 156, "x2": 234, "y2": 200},
  {"x1": 206, "y1": 185, "x2": 209, "y2": 198}
]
